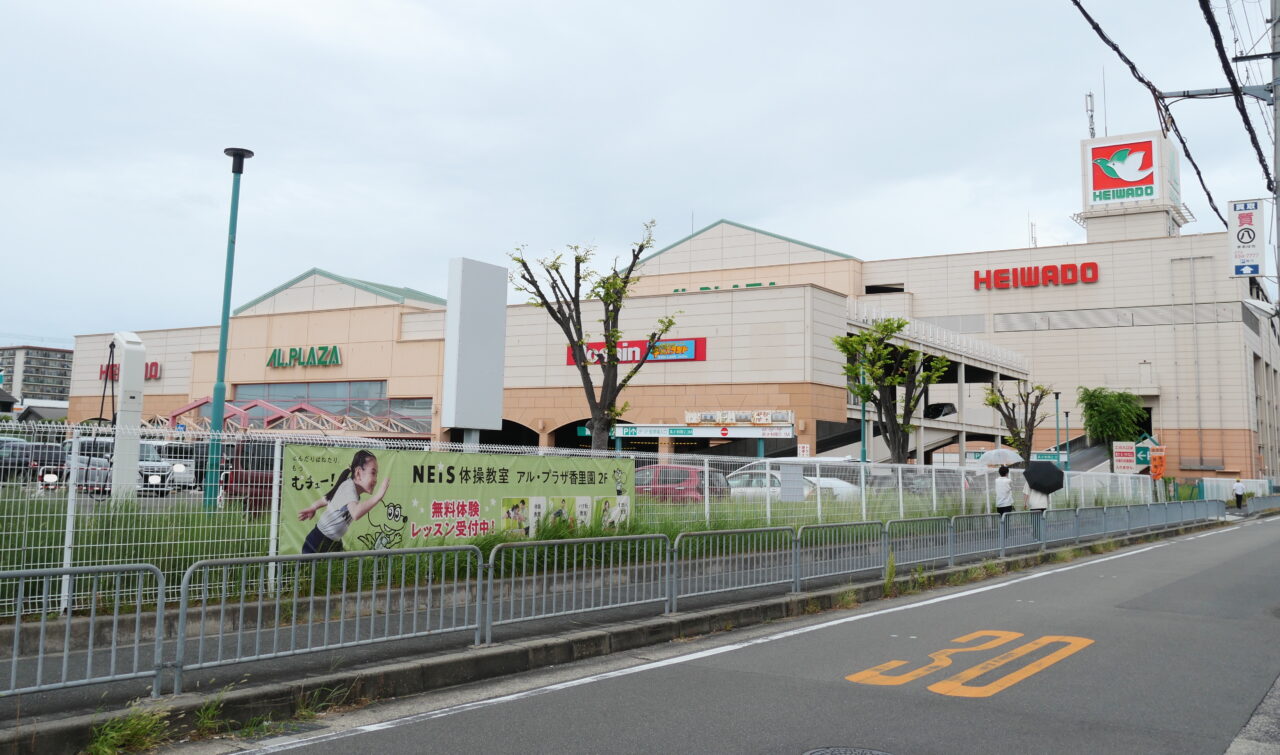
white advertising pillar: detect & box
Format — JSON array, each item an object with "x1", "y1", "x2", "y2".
[{"x1": 111, "y1": 332, "x2": 145, "y2": 495}]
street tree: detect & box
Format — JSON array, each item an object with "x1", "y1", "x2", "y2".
[
  {"x1": 833, "y1": 318, "x2": 949, "y2": 464},
  {"x1": 1076, "y1": 386, "x2": 1146, "y2": 454},
  {"x1": 983, "y1": 380, "x2": 1054, "y2": 462},
  {"x1": 511, "y1": 221, "x2": 675, "y2": 450}
]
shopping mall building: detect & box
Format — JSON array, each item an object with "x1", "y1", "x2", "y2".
[{"x1": 68, "y1": 130, "x2": 1280, "y2": 481}]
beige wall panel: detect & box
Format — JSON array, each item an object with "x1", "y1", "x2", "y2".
[
  {"x1": 390, "y1": 341, "x2": 443, "y2": 380},
  {"x1": 347, "y1": 308, "x2": 398, "y2": 342},
  {"x1": 233, "y1": 318, "x2": 270, "y2": 348},
  {"x1": 335, "y1": 342, "x2": 394, "y2": 379},
  {"x1": 267, "y1": 313, "x2": 310, "y2": 346},
  {"x1": 307, "y1": 311, "x2": 352, "y2": 345},
  {"x1": 400, "y1": 311, "x2": 446, "y2": 340}
]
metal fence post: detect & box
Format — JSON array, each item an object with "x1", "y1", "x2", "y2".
[
  {"x1": 59, "y1": 429, "x2": 83, "y2": 613},
  {"x1": 897, "y1": 466, "x2": 904, "y2": 518},
  {"x1": 815, "y1": 460, "x2": 823, "y2": 523},
  {"x1": 998, "y1": 512, "x2": 1006, "y2": 558},
  {"x1": 484, "y1": 549, "x2": 497, "y2": 644},
  {"x1": 859, "y1": 463, "x2": 867, "y2": 521},
  {"x1": 267, "y1": 436, "x2": 283, "y2": 596},
  {"x1": 947, "y1": 519, "x2": 955, "y2": 568},
  {"x1": 931, "y1": 467, "x2": 938, "y2": 514},
  {"x1": 702, "y1": 458, "x2": 711, "y2": 527},
  {"x1": 667, "y1": 542, "x2": 678, "y2": 614},
  {"x1": 765, "y1": 459, "x2": 773, "y2": 525},
  {"x1": 475, "y1": 558, "x2": 487, "y2": 646},
  {"x1": 791, "y1": 533, "x2": 802, "y2": 593},
  {"x1": 881, "y1": 524, "x2": 890, "y2": 581},
  {"x1": 1074, "y1": 508, "x2": 1081, "y2": 544}
]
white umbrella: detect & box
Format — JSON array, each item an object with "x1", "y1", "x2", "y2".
[{"x1": 977, "y1": 448, "x2": 1022, "y2": 466}]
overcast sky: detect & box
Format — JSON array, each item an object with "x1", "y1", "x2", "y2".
[{"x1": 4, "y1": 0, "x2": 1276, "y2": 344}]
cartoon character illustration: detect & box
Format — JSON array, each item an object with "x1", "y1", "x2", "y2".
[
  {"x1": 297, "y1": 450, "x2": 389, "y2": 553},
  {"x1": 356, "y1": 522, "x2": 405, "y2": 551}
]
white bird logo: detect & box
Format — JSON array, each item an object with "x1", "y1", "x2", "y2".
[{"x1": 1093, "y1": 148, "x2": 1154, "y2": 183}]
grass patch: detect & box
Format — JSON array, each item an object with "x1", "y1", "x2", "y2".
[
  {"x1": 86, "y1": 704, "x2": 170, "y2": 755},
  {"x1": 982, "y1": 560, "x2": 1005, "y2": 577},
  {"x1": 193, "y1": 691, "x2": 227, "y2": 737}
]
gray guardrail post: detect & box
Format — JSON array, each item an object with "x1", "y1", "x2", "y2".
[{"x1": 791, "y1": 532, "x2": 801, "y2": 593}]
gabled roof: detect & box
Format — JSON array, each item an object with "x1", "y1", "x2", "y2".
[
  {"x1": 234, "y1": 268, "x2": 446, "y2": 315},
  {"x1": 637, "y1": 219, "x2": 859, "y2": 267}
]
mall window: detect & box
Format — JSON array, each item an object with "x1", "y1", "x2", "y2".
[{"x1": 229, "y1": 382, "x2": 431, "y2": 431}]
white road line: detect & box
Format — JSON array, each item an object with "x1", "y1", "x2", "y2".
[{"x1": 245, "y1": 541, "x2": 1176, "y2": 753}]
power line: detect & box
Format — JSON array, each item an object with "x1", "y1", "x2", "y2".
[
  {"x1": 1198, "y1": 0, "x2": 1276, "y2": 193},
  {"x1": 1069, "y1": 0, "x2": 1228, "y2": 226}
]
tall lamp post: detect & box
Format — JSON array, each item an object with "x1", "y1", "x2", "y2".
[
  {"x1": 204, "y1": 147, "x2": 254, "y2": 507},
  {"x1": 1063, "y1": 410, "x2": 1071, "y2": 472},
  {"x1": 1054, "y1": 391, "x2": 1062, "y2": 469}
]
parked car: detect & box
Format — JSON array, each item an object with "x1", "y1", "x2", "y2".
[
  {"x1": 635, "y1": 464, "x2": 730, "y2": 503},
  {"x1": 725, "y1": 469, "x2": 858, "y2": 502},
  {"x1": 146, "y1": 441, "x2": 196, "y2": 488},
  {"x1": 219, "y1": 438, "x2": 276, "y2": 514},
  {"x1": 0, "y1": 439, "x2": 30, "y2": 481},
  {"x1": 730, "y1": 458, "x2": 864, "y2": 490},
  {"x1": 12, "y1": 443, "x2": 64, "y2": 482},
  {"x1": 58, "y1": 437, "x2": 175, "y2": 496}
]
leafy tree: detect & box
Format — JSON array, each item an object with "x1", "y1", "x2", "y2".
[
  {"x1": 1076, "y1": 386, "x2": 1145, "y2": 457},
  {"x1": 983, "y1": 381, "x2": 1054, "y2": 462},
  {"x1": 511, "y1": 221, "x2": 675, "y2": 450},
  {"x1": 833, "y1": 318, "x2": 949, "y2": 464}
]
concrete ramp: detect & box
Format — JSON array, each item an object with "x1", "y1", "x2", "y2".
[{"x1": 821, "y1": 426, "x2": 958, "y2": 462}]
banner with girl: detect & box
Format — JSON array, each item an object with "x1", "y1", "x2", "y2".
[{"x1": 281, "y1": 444, "x2": 634, "y2": 554}]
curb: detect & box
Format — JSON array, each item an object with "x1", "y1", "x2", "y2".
[{"x1": 0, "y1": 520, "x2": 1223, "y2": 755}]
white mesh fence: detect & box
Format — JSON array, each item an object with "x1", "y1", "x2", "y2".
[{"x1": 0, "y1": 422, "x2": 1155, "y2": 610}]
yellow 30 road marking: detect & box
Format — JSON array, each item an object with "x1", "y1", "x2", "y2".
[
  {"x1": 927, "y1": 635, "x2": 1094, "y2": 698},
  {"x1": 847, "y1": 631, "x2": 1094, "y2": 697},
  {"x1": 845, "y1": 631, "x2": 1022, "y2": 686}
]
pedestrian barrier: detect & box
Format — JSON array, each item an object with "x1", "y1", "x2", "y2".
[
  {"x1": 483, "y1": 535, "x2": 668, "y2": 644},
  {"x1": 4, "y1": 500, "x2": 1227, "y2": 699},
  {"x1": 0, "y1": 564, "x2": 165, "y2": 698},
  {"x1": 670, "y1": 528, "x2": 794, "y2": 612},
  {"x1": 173, "y1": 546, "x2": 482, "y2": 693}
]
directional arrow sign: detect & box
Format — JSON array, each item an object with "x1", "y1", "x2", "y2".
[{"x1": 1229, "y1": 200, "x2": 1266, "y2": 278}]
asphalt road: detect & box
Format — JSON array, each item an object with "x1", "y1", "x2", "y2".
[{"x1": 178, "y1": 517, "x2": 1280, "y2": 755}]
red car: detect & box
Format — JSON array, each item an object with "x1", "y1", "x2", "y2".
[{"x1": 635, "y1": 464, "x2": 730, "y2": 503}]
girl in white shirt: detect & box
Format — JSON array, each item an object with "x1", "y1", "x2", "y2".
[{"x1": 298, "y1": 450, "x2": 389, "y2": 553}]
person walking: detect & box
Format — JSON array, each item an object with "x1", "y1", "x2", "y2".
[
  {"x1": 1232, "y1": 478, "x2": 1246, "y2": 510},
  {"x1": 1024, "y1": 477, "x2": 1050, "y2": 541},
  {"x1": 995, "y1": 465, "x2": 1014, "y2": 540}
]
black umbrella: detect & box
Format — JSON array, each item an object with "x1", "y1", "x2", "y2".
[{"x1": 1023, "y1": 460, "x2": 1064, "y2": 494}]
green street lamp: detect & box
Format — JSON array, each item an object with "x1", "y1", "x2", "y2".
[
  {"x1": 1054, "y1": 391, "x2": 1061, "y2": 469},
  {"x1": 204, "y1": 147, "x2": 254, "y2": 507}
]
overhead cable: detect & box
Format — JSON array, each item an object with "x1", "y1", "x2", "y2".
[
  {"x1": 1069, "y1": 0, "x2": 1227, "y2": 227},
  {"x1": 1198, "y1": 0, "x2": 1276, "y2": 193}
]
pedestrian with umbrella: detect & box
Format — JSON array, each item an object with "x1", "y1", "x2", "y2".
[{"x1": 1022, "y1": 460, "x2": 1064, "y2": 541}]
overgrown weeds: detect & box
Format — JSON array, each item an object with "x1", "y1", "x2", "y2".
[{"x1": 86, "y1": 704, "x2": 170, "y2": 755}]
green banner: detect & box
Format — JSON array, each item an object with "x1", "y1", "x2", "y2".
[{"x1": 281, "y1": 445, "x2": 635, "y2": 554}]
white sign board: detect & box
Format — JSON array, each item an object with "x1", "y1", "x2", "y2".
[
  {"x1": 796, "y1": 443, "x2": 811, "y2": 457},
  {"x1": 1229, "y1": 200, "x2": 1267, "y2": 277},
  {"x1": 1112, "y1": 441, "x2": 1138, "y2": 475},
  {"x1": 616, "y1": 424, "x2": 794, "y2": 439},
  {"x1": 441, "y1": 258, "x2": 508, "y2": 431}
]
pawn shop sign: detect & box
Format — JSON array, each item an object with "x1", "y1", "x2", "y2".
[
  {"x1": 1229, "y1": 200, "x2": 1267, "y2": 278},
  {"x1": 1149, "y1": 446, "x2": 1166, "y2": 481}
]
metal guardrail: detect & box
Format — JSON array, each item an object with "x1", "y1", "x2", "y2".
[
  {"x1": 0, "y1": 564, "x2": 165, "y2": 698},
  {"x1": 5, "y1": 500, "x2": 1228, "y2": 699},
  {"x1": 484, "y1": 535, "x2": 668, "y2": 644},
  {"x1": 173, "y1": 546, "x2": 482, "y2": 693},
  {"x1": 670, "y1": 528, "x2": 795, "y2": 612}
]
